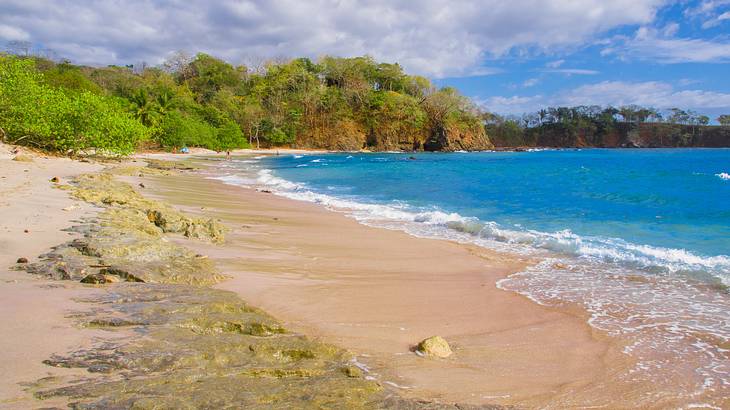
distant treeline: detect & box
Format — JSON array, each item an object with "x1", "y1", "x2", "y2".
[
  {"x1": 485, "y1": 106, "x2": 730, "y2": 148},
  {"x1": 0, "y1": 51, "x2": 490, "y2": 155},
  {"x1": 1, "y1": 48, "x2": 728, "y2": 155}
]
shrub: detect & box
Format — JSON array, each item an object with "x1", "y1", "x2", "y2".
[
  {"x1": 156, "y1": 110, "x2": 249, "y2": 151},
  {"x1": 0, "y1": 55, "x2": 149, "y2": 155}
]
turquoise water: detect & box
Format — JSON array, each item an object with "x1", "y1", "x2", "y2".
[
  {"x1": 218, "y1": 149, "x2": 730, "y2": 403},
  {"x1": 261, "y1": 149, "x2": 730, "y2": 279}
]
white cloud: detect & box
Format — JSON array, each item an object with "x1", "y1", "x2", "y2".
[
  {"x1": 481, "y1": 81, "x2": 730, "y2": 114},
  {"x1": 542, "y1": 68, "x2": 599, "y2": 75},
  {"x1": 545, "y1": 59, "x2": 565, "y2": 68},
  {"x1": 0, "y1": 0, "x2": 668, "y2": 77},
  {"x1": 0, "y1": 23, "x2": 28, "y2": 40},
  {"x1": 683, "y1": 0, "x2": 730, "y2": 28},
  {"x1": 704, "y1": 10, "x2": 730, "y2": 27},
  {"x1": 523, "y1": 78, "x2": 539, "y2": 87},
  {"x1": 603, "y1": 26, "x2": 730, "y2": 63}
]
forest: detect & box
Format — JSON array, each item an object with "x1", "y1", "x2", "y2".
[
  {"x1": 1, "y1": 50, "x2": 728, "y2": 155},
  {"x1": 486, "y1": 106, "x2": 730, "y2": 148},
  {"x1": 0, "y1": 51, "x2": 490, "y2": 155}
]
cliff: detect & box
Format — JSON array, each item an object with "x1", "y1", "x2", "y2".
[{"x1": 492, "y1": 123, "x2": 730, "y2": 148}]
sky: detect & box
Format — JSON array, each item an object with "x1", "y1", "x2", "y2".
[{"x1": 1, "y1": 0, "x2": 729, "y2": 120}]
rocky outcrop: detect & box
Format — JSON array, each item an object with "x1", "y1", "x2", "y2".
[
  {"x1": 423, "y1": 124, "x2": 494, "y2": 152},
  {"x1": 494, "y1": 123, "x2": 730, "y2": 148},
  {"x1": 24, "y1": 165, "x2": 228, "y2": 285},
  {"x1": 294, "y1": 119, "x2": 494, "y2": 152}
]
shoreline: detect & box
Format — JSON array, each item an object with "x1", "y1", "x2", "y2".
[
  {"x1": 0, "y1": 151, "x2": 415, "y2": 408},
  {"x1": 2, "y1": 145, "x2": 725, "y2": 408},
  {"x1": 135, "y1": 156, "x2": 641, "y2": 408}
]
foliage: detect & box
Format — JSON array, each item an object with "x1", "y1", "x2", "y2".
[
  {"x1": 0, "y1": 55, "x2": 148, "y2": 155},
  {"x1": 484, "y1": 104, "x2": 724, "y2": 147},
  {"x1": 718, "y1": 115, "x2": 730, "y2": 126},
  {"x1": 3, "y1": 50, "x2": 488, "y2": 153}
]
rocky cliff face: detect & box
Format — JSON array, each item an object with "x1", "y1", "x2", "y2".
[
  {"x1": 496, "y1": 123, "x2": 730, "y2": 148},
  {"x1": 294, "y1": 121, "x2": 494, "y2": 152},
  {"x1": 422, "y1": 123, "x2": 494, "y2": 152}
]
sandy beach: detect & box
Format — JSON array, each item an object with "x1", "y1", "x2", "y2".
[
  {"x1": 132, "y1": 157, "x2": 642, "y2": 408},
  {"x1": 0, "y1": 145, "x2": 109, "y2": 408},
  {"x1": 2, "y1": 147, "x2": 721, "y2": 408}
]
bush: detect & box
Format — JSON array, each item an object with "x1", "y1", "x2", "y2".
[
  {"x1": 0, "y1": 55, "x2": 149, "y2": 155},
  {"x1": 156, "y1": 110, "x2": 249, "y2": 151},
  {"x1": 156, "y1": 111, "x2": 215, "y2": 149},
  {"x1": 215, "y1": 119, "x2": 248, "y2": 151}
]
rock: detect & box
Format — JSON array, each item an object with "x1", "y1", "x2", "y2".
[
  {"x1": 138, "y1": 183, "x2": 145, "y2": 188},
  {"x1": 552, "y1": 262, "x2": 568, "y2": 270},
  {"x1": 416, "y1": 336, "x2": 452, "y2": 358},
  {"x1": 342, "y1": 365, "x2": 363, "y2": 378},
  {"x1": 80, "y1": 273, "x2": 121, "y2": 284},
  {"x1": 23, "y1": 229, "x2": 29, "y2": 233},
  {"x1": 99, "y1": 267, "x2": 145, "y2": 283},
  {"x1": 50, "y1": 176, "x2": 59, "y2": 183},
  {"x1": 16, "y1": 257, "x2": 28, "y2": 264},
  {"x1": 12, "y1": 154, "x2": 34, "y2": 162}
]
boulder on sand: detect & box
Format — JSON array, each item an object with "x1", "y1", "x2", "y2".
[{"x1": 416, "y1": 336, "x2": 452, "y2": 358}]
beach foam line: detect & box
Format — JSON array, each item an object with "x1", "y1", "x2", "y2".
[{"x1": 250, "y1": 168, "x2": 730, "y2": 285}]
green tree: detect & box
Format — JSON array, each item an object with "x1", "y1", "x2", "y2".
[
  {"x1": 717, "y1": 115, "x2": 730, "y2": 126},
  {"x1": 0, "y1": 55, "x2": 148, "y2": 155},
  {"x1": 182, "y1": 53, "x2": 241, "y2": 103}
]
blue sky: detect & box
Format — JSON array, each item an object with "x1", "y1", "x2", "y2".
[
  {"x1": 1, "y1": 0, "x2": 729, "y2": 120},
  {"x1": 435, "y1": 1, "x2": 730, "y2": 120}
]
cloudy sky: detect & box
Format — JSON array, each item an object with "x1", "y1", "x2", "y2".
[{"x1": 1, "y1": 0, "x2": 729, "y2": 119}]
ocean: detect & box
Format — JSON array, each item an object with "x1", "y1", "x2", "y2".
[{"x1": 215, "y1": 148, "x2": 730, "y2": 404}]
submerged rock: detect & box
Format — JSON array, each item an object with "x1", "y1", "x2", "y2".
[
  {"x1": 16, "y1": 257, "x2": 28, "y2": 264},
  {"x1": 416, "y1": 336, "x2": 453, "y2": 358}
]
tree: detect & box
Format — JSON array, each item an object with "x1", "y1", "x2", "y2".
[
  {"x1": 129, "y1": 89, "x2": 160, "y2": 127},
  {"x1": 667, "y1": 108, "x2": 690, "y2": 124},
  {"x1": 717, "y1": 115, "x2": 730, "y2": 126},
  {"x1": 0, "y1": 55, "x2": 149, "y2": 155},
  {"x1": 183, "y1": 53, "x2": 241, "y2": 103}
]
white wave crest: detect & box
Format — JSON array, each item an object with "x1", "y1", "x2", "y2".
[
  {"x1": 716, "y1": 172, "x2": 730, "y2": 180},
  {"x1": 249, "y1": 169, "x2": 730, "y2": 284}
]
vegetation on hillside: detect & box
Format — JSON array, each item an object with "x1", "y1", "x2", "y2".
[
  {"x1": 485, "y1": 105, "x2": 730, "y2": 147},
  {"x1": 0, "y1": 56, "x2": 149, "y2": 155},
  {"x1": 0, "y1": 51, "x2": 490, "y2": 155},
  {"x1": 2, "y1": 48, "x2": 727, "y2": 155}
]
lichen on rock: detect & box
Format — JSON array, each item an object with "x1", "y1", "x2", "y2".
[
  {"x1": 416, "y1": 336, "x2": 453, "y2": 358},
  {"x1": 71, "y1": 171, "x2": 227, "y2": 244},
  {"x1": 30, "y1": 284, "x2": 387, "y2": 409}
]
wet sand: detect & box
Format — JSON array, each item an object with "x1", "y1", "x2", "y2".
[{"x1": 139, "y1": 162, "x2": 641, "y2": 408}]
